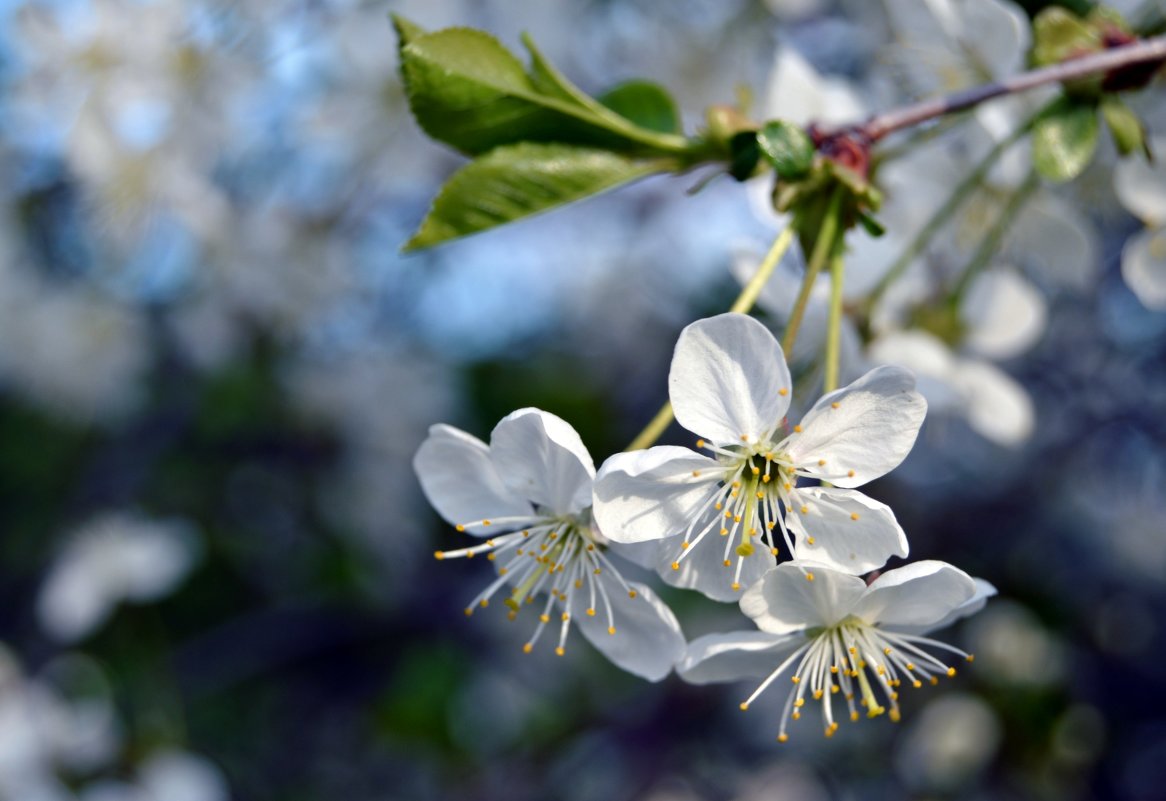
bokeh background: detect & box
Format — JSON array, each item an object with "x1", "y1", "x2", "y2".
[{"x1": 1, "y1": 0, "x2": 1165, "y2": 799}]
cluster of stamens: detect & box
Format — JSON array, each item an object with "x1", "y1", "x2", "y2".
[
  {"x1": 674, "y1": 401, "x2": 859, "y2": 591},
  {"x1": 434, "y1": 513, "x2": 636, "y2": 656},
  {"x1": 737, "y1": 618, "x2": 975, "y2": 741}
]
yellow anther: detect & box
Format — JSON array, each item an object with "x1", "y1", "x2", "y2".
[
  {"x1": 794, "y1": 698, "x2": 804, "y2": 708},
  {"x1": 830, "y1": 665, "x2": 838, "y2": 674},
  {"x1": 849, "y1": 646, "x2": 857, "y2": 655},
  {"x1": 522, "y1": 530, "x2": 530, "y2": 537},
  {"x1": 594, "y1": 568, "x2": 602, "y2": 575},
  {"x1": 464, "y1": 608, "x2": 473, "y2": 617},
  {"x1": 696, "y1": 439, "x2": 705, "y2": 448},
  {"x1": 574, "y1": 579, "x2": 582, "y2": 588},
  {"x1": 831, "y1": 402, "x2": 840, "y2": 409},
  {"x1": 770, "y1": 547, "x2": 778, "y2": 555},
  {"x1": 906, "y1": 663, "x2": 915, "y2": 671},
  {"x1": 818, "y1": 459, "x2": 826, "y2": 466},
  {"x1": 507, "y1": 611, "x2": 517, "y2": 621},
  {"x1": 681, "y1": 541, "x2": 690, "y2": 550},
  {"x1": 751, "y1": 466, "x2": 761, "y2": 475},
  {"x1": 730, "y1": 490, "x2": 739, "y2": 498},
  {"x1": 434, "y1": 551, "x2": 445, "y2": 560},
  {"x1": 523, "y1": 643, "x2": 533, "y2": 653},
  {"x1": 628, "y1": 590, "x2": 637, "y2": 599},
  {"x1": 930, "y1": 676, "x2": 939, "y2": 686},
  {"x1": 913, "y1": 680, "x2": 922, "y2": 689},
  {"x1": 561, "y1": 613, "x2": 570, "y2": 622},
  {"x1": 783, "y1": 483, "x2": 792, "y2": 491},
  {"x1": 891, "y1": 692, "x2": 899, "y2": 701},
  {"x1": 755, "y1": 491, "x2": 764, "y2": 500},
  {"x1": 487, "y1": 554, "x2": 497, "y2": 562},
  {"x1": 867, "y1": 705, "x2": 886, "y2": 718},
  {"x1": 671, "y1": 561, "x2": 681, "y2": 571},
  {"x1": 482, "y1": 520, "x2": 491, "y2": 526},
  {"x1": 692, "y1": 470, "x2": 701, "y2": 477},
  {"x1": 587, "y1": 544, "x2": 595, "y2": 551},
  {"x1": 731, "y1": 582, "x2": 741, "y2": 591},
  {"x1": 739, "y1": 702, "x2": 749, "y2": 711},
  {"x1": 800, "y1": 506, "x2": 808, "y2": 514},
  {"x1": 850, "y1": 711, "x2": 860, "y2": 722},
  {"x1": 767, "y1": 521, "x2": 776, "y2": 529},
  {"x1": 465, "y1": 551, "x2": 475, "y2": 559},
  {"x1": 733, "y1": 515, "x2": 742, "y2": 523},
  {"x1": 714, "y1": 502, "x2": 723, "y2": 511},
  {"x1": 498, "y1": 567, "x2": 508, "y2": 575},
  {"x1": 608, "y1": 626, "x2": 616, "y2": 635},
  {"x1": 479, "y1": 599, "x2": 488, "y2": 608},
  {"x1": 813, "y1": 690, "x2": 823, "y2": 700},
  {"x1": 779, "y1": 388, "x2": 788, "y2": 396},
  {"x1": 831, "y1": 685, "x2": 840, "y2": 694},
  {"x1": 889, "y1": 708, "x2": 901, "y2": 722},
  {"x1": 455, "y1": 525, "x2": 466, "y2": 532},
  {"x1": 825, "y1": 723, "x2": 838, "y2": 738},
  {"x1": 762, "y1": 475, "x2": 771, "y2": 484},
  {"x1": 586, "y1": 608, "x2": 596, "y2": 617},
  {"x1": 791, "y1": 676, "x2": 801, "y2": 684},
  {"x1": 720, "y1": 528, "x2": 729, "y2": 536},
  {"x1": 966, "y1": 654, "x2": 975, "y2": 662},
  {"x1": 851, "y1": 512, "x2": 860, "y2": 521},
  {"x1": 732, "y1": 481, "x2": 741, "y2": 488},
  {"x1": 807, "y1": 536, "x2": 815, "y2": 545},
  {"x1": 723, "y1": 559, "x2": 731, "y2": 567},
  {"x1": 778, "y1": 733, "x2": 789, "y2": 743},
  {"x1": 805, "y1": 572, "x2": 815, "y2": 582},
  {"x1": 946, "y1": 667, "x2": 957, "y2": 677},
  {"x1": 847, "y1": 470, "x2": 856, "y2": 478},
  {"x1": 555, "y1": 647, "x2": 565, "y2": 656},
  {"x1": 539, "y1": 614, "x2": 550, "y2": 624},
  {"x1": 793, "y1": 425, "x2": 802, "y2": 433},
  {"x1": 792, "y1": 710, "x2": 801, "y2": 721}
]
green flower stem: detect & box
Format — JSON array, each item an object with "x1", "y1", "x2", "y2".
[
  {"x1": 625, "y1": 226, "x2": 796, "y2": 452},
  {"x1": 949, "y1": 169, "x2": 1041, "y2": 304},
  {"x1": 866, "y1": 113, "x2": 1039, "y2": 310},
  {"x1": 823, "y1": 243, "x2": 847, "y2": 394},
  {"x1": 781, "y1": 187, "x2": 845, "y2": 356}
]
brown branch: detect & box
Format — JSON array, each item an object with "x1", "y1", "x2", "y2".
[{"x1": 852, "y1": 35, "x2": 1166, "y2": 142}]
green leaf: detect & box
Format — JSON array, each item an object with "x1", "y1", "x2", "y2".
[
  {"x1": 727, "y1": 131, "x2": 761, "y2": 181},
  {"x1": 1032, "y1": 7, "x2": 1099, "y2": 68},
  {"x1": 391, "y1": 13, "x2": 426, "y2": 52},
  {"x1": 1032, "y1": 100, "x2": 1099, "y2": 183},
  {"x1": 756, "y1": 120, "x2": 814, "y2": 179},
  {"x1": 1101, "y1": 97, "x2": 1147, "y2": 157},
  {"x1": 598, "y1": 81, "x2": 681, "y2": 134},
  {"x1": 398, "y1": 25, "x2": 690, "y2": 157},
  {"x1": 404, "y1": 143, "x2": 672, "y2": 250}
]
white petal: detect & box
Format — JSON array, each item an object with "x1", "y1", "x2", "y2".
[
  {"x1": 653, "y1": 515, "x2": 776, "y2": 603},
  {"x1": 740, "y1": 562, "x2": 865, "y2": 635},
  {"x1": 1008, "y1": 192, "x2": 1099, "y2": 290},
  {"x1": 789, "y1": 487, "x2": 909, "y2": 575},
  {"x1": 853, "y1": 560, "x2": 977, "y2": 629},
  {"x1": 37, "y1": 556, "x2": 112, "y2": 643},
  {"x1": 891, "y1": 578, "x2": 998, "y2": 636},
  {"x1": 413, "y1": 424, "x2": 532, "y2": 533},
  {"x1": 959, "y1": 0, "x2": 1029, "y2": 81},
  {"x1": 669, "y1": 313, "x2": 792, "y2": 445},
  {"x1": 762, "y1": 49, "x2": 865, "y2": 126},
  {"x1": 112, "y1": 523, "x2": 199, "y2": 602},
  {"x1": 139, "y1": 751, "x2": 229, "y2": 801},
  {"x1": 949, "y1": 359, "x2": 1034, "y2": 446},
  {"x1": 1114, "y1": 141, "x2": 1166, "y2": 226},
  {"x1": 573, "y1": 579, "x2": 685, "y2": 682},
  {"x1": 961, "y1": 270, "x2": 1047, "y2": 360},
  {"x1": 1121, "y1": 226, "x2": 1166, "y2": 311},
  {"x1": 592, "y1": 447, "x2": 721, "y2": 544},
  {"x1": 786, "y1": 365, "x2": 927, "y2": 487},
  {"x1": 489, "y1": 408, "x2": 595, "y2": 516},
  {"x1": 677, "y1": 631, "x2": 802, "y2": 684}
]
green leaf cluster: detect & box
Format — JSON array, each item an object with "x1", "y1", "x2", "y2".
[{"x1": 394, "y1": 16, "x2": 710, "y2": 250}]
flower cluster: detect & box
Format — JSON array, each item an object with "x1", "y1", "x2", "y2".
[{"x1": 416, "y1": 312, "x2": 994, "y2": 740}]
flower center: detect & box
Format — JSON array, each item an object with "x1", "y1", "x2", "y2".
[{"x1": 737, "y1": 618, "x2": 975, "y2": 741}]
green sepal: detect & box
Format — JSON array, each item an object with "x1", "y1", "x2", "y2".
[
  {"x1": 756, "y1": 120, "x2": 815, "y2": 180},
  {"x1": 728, "y1": 131, "x2": 762, "y2": 181},
  {"x1": 857, "y1": 211, "x2": 886, "y2": 238},
  {"x1": 1032, "y1": 98, "x2": 1100, "y2": 183},
  {"x1": 404, "y1": 143, "x2": 672, "y2": 250}
]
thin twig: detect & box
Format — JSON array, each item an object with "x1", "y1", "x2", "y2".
[{"x1": 852, "y1": 35, "x2": 1166, "y2": 142}]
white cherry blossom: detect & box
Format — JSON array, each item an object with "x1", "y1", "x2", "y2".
[
  {"x1": 678, "y1": 561, "x2": 995, "y2": 741},
  {"x1": 593, "y1": 314, "x2": 925, "y2": 601},
  {"x1": 1114, "y1": 138, "x2": 1166, "y2": 311},
  {"x1": 413, "y1": 408, "x2": 685, "y2": 681}
]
